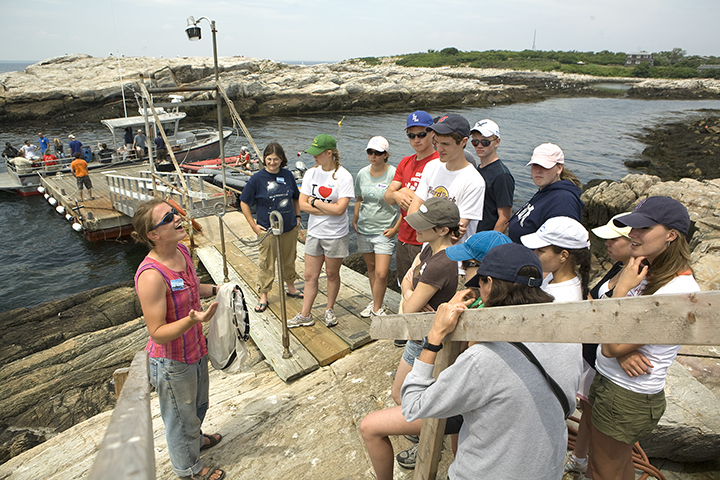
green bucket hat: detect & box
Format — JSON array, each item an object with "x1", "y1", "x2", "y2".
[{"x1": 305, "y1": 134, "x2": 337, "y2": 155}]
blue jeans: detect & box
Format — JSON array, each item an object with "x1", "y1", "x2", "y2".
[{"x1": 149, "y1": 355, "x2": 209, "y2": 477}]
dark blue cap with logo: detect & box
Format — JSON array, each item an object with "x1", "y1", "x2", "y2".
[
  {"x1": 613, "y1": 196, "x2": 690, "y2": 235},
  {"x1": 427, "y1": 113, "x2": 471, "y2": 138},
  {"x1": 466, "y1": 243, "x2": 543, "y2": 288}
]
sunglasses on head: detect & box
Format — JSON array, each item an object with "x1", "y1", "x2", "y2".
[
  {"x1": 406, "y1": 131, "x2": 428, "y2": 140},
  {"x1": 153, "y1": 208, "x2": 178, "y2": 230},
  {"x1": 471, "y1": 139, "x2": 493, "y2": 147},
  {"x1": 366, "y1": 149, "x2": 385, "y2": 156}
]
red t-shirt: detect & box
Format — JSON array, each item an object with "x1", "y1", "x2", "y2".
[{"x1": 392, "y1": 151, "x2": 439, "y2": 244}]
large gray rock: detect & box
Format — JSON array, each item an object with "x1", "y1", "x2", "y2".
[{"x1": 640, "y1": 362, "x2": 720, "y2": 462}]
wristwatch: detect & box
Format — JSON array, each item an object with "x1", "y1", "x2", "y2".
[{"x1": 421, "y1": 336, "x2": 443, "y2": 352}]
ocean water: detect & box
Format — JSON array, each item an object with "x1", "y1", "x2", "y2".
[
  {"x1": 2, "y1": 97, "x2": 720, "y2": 312},
  {"x1": 0, "y1": 61, "x2": 36, "y2": 74}
]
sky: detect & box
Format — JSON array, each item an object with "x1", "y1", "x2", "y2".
[{"x1": 1, "y1": 0, "x2": 718, "y2": 63}]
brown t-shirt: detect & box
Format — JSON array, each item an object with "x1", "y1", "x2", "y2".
[{"x1": 411, "y1": 246, "x2": 459, "y2": 310}]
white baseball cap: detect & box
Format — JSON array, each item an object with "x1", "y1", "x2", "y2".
[
  {"x1": 521, "y1": 216, "x2": 590, "y2": 250},
  {"x1": 591, "y1": 213, "x2": 632, "y2": 239},
  {"x1": 366, "y1": 136, "x2": 389, "y2": 153},
  {"x1": 527, "y1": 143, "x2": 564, "y2": 169},
  {"x1": 470, "y1": 119, "x2": 500, "y2": 138}
]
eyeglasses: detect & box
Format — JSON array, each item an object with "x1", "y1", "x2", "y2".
[
  {"x1": 366, "y1": 149, "x2": 385, "y2": 156},
  {"x1": 471, "y1": 139, "x2": 493, "y2": 147},
  {"x1": 406, "y1": 131, "x2": 428, "y2": 140},
  {"x1": 462, "y1": 260, "x2": 481, "y2": 269},
  {"x1": 153, "y1": 208, "x2": 178, "y2": 230}
]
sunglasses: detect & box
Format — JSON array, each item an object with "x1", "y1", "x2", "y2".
[
  {"x1": 462, "y1": 260, "x2": 481, "y2": 269},
  {"x1": 406, "y1": 131, "x2": 428, "y2": 140},
  {"x1": 366, "y1": 149, "x2": 385, "y2": 156},
  {"x1": 153, "y1": 208, "x2": 178, "y2": 230},
  {"x1": 471, "y1": 139, "x2": 493, "y2": 147}
]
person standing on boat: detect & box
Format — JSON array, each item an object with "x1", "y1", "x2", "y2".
[
  {"x1": 132, "y1": 199, "x2": 225, "y2": 480},
  {"x1": 353, "y1": 136, "x2": 400, "y2": 317},
  {"x1": 20, "y1": 140, "x2": 38, "y2": 160},
  {"x1": 288, "y1": 134, "x2": 354, "y2": 328},
  {"x1": 155, "y1": 133, "x2": 167, "y2": 158},
  {"x1": 239, "y1": 142, "x2": 303, "y2": 313},
  {"x1": 68, "y1": 134, "x2": 83, "y2": 157},
  {"x1": 124, "y1": 127, "x2": 134, "y2": 148},
  {"x1": 384, "y1": 111, "x2": 438, "y2": 282},
  {"x1": 38, "y1": 133, "x2": 50, "y2": 155},
  {"x1": 70, "y1": 152, "x2": 93, "y2": 202},
  {"x1": 134, "y1": 129, "x2": 147, "y2": 159},
  {"x1": 53, "y1": 138, "x2": 64, "y2": 158}
]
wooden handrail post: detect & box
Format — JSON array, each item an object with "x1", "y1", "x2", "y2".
[{"x1": 88, "y1": 351, "x2": 154, "y2": 480}]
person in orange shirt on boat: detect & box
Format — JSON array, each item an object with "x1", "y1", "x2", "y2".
[{"x1": 70, "y1": 152, "x2": 93, "y2": 202}]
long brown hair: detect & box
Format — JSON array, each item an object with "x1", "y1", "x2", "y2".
[
  {"x1": 263, "y1": 142, "x2": 288, "y2": 168},
  {"x1": 329, "y1": 148, "x2": 341, "y2": 179},
  {"x1": 643, "y1": 231, "x2": 692, "y2": 295},
  {"x1": 560, "y1": 167, "x2": 581, "y2": 188},
  {"x1": 131, "y1": 198, "x2": 166, "y2": 249}
]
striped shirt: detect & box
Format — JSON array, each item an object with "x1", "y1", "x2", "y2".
[{"x1": 134, "y1": 243, "x2": 207, "y2": 364}]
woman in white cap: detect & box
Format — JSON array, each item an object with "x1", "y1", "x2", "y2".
[
  {"x1": 521, "y1": 216, "x2": 591, "y2": 302},
  {"x1": 507, "y1": 143, "x2": 583, "y2": 243},
  {"x1": 588, "y1": 196, "x2": 699, "y2": 480},
  {"x1": 353, "y1": 136, "x2": 400, "y2": 318},
  {"x1": 288, "y1": 134, "x2": 354, "y2": 328},
  {"x1": 564, "y1": 213, "x2": 633, "y2": 476},
  {"x1": 359, "y1": 197, "x2": 460, "y2": 477}
]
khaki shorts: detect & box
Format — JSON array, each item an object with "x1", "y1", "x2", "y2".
[
  {"x1": 589, "y1": 373, "x2": 666, "y2": 444},
  {"x1": 305, "y1": 234, "x2": 349, "y2": 258}
]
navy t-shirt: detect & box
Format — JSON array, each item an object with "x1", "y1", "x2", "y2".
[
  {"x1": 240, "y1": 168, "x2": 300, "y2": 233},
  {"x1": 476, "y1": 159, "x2": 515, "y2": 232}
]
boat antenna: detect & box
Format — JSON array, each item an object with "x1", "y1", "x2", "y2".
[
  {"x1": 532, "y1": 29, "x2": 536, "y2": 51},
  {"x1": 108, "y1": 0, "x2": 128, "y2": 117}
]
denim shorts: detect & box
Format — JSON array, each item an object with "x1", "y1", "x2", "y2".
[
  {"x1": 305, "y1": 234, "x2": 349, "y2": 258},
  {"x1": 402, "y1": 340, "x2": 423, "y2": 367},
  {"x1": 357, "y1": 233, "x2": 396, "y2": 255},
  {"x1": 589, "y1": 373, "x2": 666, "y2": 444}
]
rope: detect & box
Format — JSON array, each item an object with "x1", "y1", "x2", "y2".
[
  {"x1": 216, "y1": 83, "x2": 262, "y2": 159},
  {"x1": 566, "y1": 416, "x2": 667, "y2": 480}
]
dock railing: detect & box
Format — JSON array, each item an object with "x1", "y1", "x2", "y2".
[{"x1": 87, "y1": 350, "x2": 154, "y2": 480}]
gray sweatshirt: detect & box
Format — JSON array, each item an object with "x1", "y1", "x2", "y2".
[{"x1": 401, "y1": 342, "x2": 582, "y2": 480}]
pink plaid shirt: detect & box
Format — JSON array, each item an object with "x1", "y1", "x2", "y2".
[{"x1": 134, "y1": 243, "x2": 207, "y2": 364}]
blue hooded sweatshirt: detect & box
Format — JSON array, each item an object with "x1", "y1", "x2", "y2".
[{"x1": 507, "y1": 179, "x2": 583, "y2": 243}]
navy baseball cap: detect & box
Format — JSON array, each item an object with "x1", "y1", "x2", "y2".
[
  {"x1": 406, "y1": 111, "x2": 434, "y2": 129},
  {"x1": 427, "y1": 113, "x2": 471, "y2": 138},
  {"x1": 613, "y1": 196, "x2": 690, "y2": 235},
  {"x1": 446, "y1": 231, "x2": 512, "y2": 261},
  {"x1": 466, "y1": 243, "x2": 543, "y2": 288}
]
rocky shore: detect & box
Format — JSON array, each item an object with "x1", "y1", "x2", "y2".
[{"x1": 2, "y1": 54, "x2": 720, "y2": 124}]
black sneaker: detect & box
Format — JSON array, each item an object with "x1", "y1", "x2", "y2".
[{"x1": 396, "y1": 443, "x2": 417, "y2": 469}]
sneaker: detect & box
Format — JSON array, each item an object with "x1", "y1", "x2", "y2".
[
  {"x1": 370, "y1": 308, "x2": 386, "y2": 316},
  {"x1": 404, "y1": 434, "x2": 419, "y2": 443},
  {"x1": 360, "y1": 301, "x2": 374, "y2": 318},
  {"x1": 564, "y1": 453, "x2": 588, "y2": 474},
  {"x1": 396, "y1": 443, "x2": 417, "y2": 469},
  {"x1": 287, "y1": 312, "x2": 314, "y2": 328},
  {"x1": 323, "y1": 309, "x2": 338, "y2": 327}
]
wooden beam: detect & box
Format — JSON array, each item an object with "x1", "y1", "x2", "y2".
[
  {"x1": 87, "y1": 351, "x2": 154, "y2": 480},
  {"x1": 371, "y1": 291, "x2": 720, "y2": 345},
  {"x1": 112, "y1": 367, "x2": 130, "y2": 399}
]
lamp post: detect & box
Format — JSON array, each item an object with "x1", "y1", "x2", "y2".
[{"x1": 187, "y1": 15, "x2": 229, "y2": 282}]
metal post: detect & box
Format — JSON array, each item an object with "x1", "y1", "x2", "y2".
[
  {"x1": 214, "y1": 202, "x2": 230, "y2": 283},
  {"x1": 270, "y1": 211, "x2": 292, "y2": 359}
]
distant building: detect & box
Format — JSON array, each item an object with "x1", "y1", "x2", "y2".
[
  {"x1": 698, "y1": 65, "x2": 720, "y2": 71},
  {"x1": 625, "y1": 52, "x2": 654, "y2": 67}
]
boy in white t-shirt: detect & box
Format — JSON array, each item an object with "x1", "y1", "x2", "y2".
[{"x1": 408, "y1": 113, "x2": 485, "y2": 244}]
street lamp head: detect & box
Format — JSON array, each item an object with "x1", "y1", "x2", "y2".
[{"x1": 186, "y1": 16, "x2": 201, "y2": 41}]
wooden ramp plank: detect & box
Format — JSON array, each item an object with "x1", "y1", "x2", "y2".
[
  {"x1": 225, "y1": 241, "x2": 355, "y2": 363},
  {"x1": 197, "y1": 245, "x2": 318, "y2": 382}
]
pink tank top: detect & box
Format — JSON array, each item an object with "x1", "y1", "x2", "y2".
[{"x1": 134, "y1": 243, "x2": 207, "y2": 364}]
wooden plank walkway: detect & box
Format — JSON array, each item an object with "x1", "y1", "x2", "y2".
[{"x1": 193, "y1": 210, "x2": 401, "y2": 381}]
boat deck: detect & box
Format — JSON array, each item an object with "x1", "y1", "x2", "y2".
[
  {"x1": 193, "y1": 211, "x2": 401, "y2": 381},
  {"x1": 39, "y1": 163, "x2": 225, "y2": 241}
]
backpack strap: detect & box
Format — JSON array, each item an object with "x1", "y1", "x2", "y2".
[{"x1": 510, "y1": 342, "x2": 571, "y2": 419}]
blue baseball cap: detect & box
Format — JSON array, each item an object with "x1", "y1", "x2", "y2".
[
  {"x1": 613, "y1": 196, "x2": 690, "y2": 235},
  {"x1": 446, "y1": 231, "x2": 512, "y2": 261},
  {"x1": 406, "y1": 111, "x2": 434, "y2": 129},
  {"x1": 466, "y1": 243, "x2": 543, "y2": 288}
]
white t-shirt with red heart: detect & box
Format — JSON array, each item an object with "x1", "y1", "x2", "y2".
[{"x1": 301, "y1": 165, "x2": 355, "y2": 239}]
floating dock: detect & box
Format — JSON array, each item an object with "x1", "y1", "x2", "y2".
[{"x1": 193, "y1": 211, "x2": 401, "y2": 381}]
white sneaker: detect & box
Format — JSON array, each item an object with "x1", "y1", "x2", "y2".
[
  {"x1": 324, "y1": 308, "x2": 338, "y2": 327},
  {"x1": 564, "y1": 452, "x2": 588, "y2": 474},
  {"x1": 360, "y1": 301, "x2": 374, "y2": 318},
  {"x1": 371, "y1": 308, "x2": 386, "y2": 316},
  {"x1": 287, "y1": 312, "x2": 314, "y2": 328}
]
